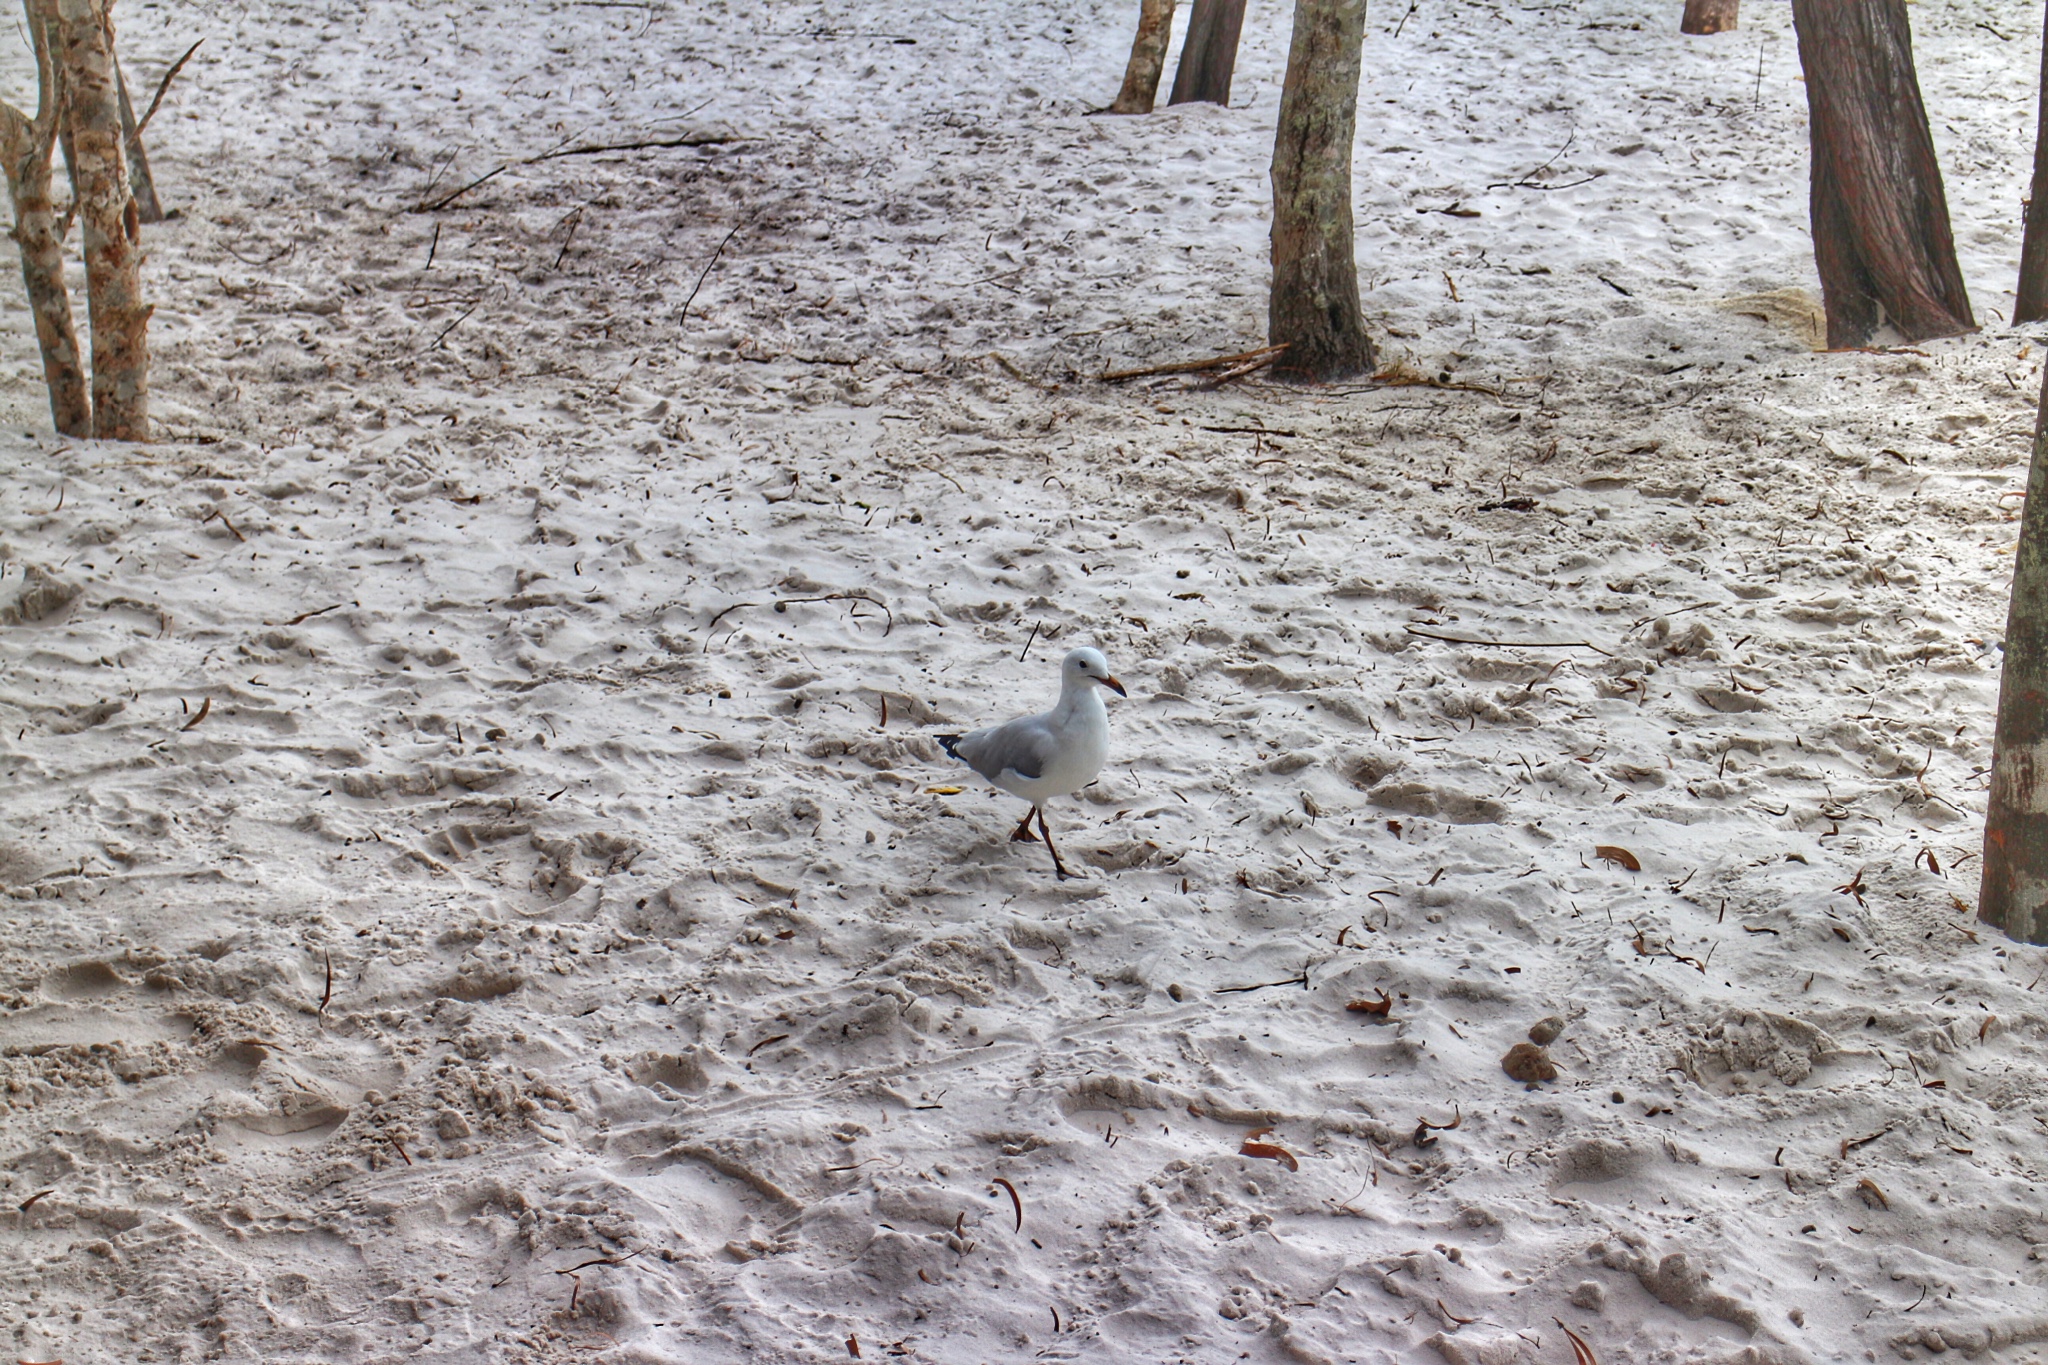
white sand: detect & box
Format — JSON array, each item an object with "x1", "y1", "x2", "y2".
[{"x1": 4, "y1": 0, "x2": 2048, "y2": 1361}]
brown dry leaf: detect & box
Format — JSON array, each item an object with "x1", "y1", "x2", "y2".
[
  {"x1": 1502, "y1": 1042, "x2": 1557, "y2": 1082},
  {"x1": 1979, "y1": 1015, "x2": 1996, "y2": 1042},
  {"x1": 924, "y1": 785, "x2": 964, "y2": 795},
  {"x1": 1239, "y1": 1140, "x2": 1300, "y2": 1172},
  {"x1": 1855, "y1": 1178, "x2": 1889, "y2": 1210},
  {"x1": 1345, "y1": 989, "x2": 1393, "y2": 1017},
  {"x1": 1554, "y1": 1318, "x2": 1599, "y2": 1365},
  {"x1": 1593, "y1": 845, "x2": 1641, "y2": 872},
  {"x1": 992, "y1": 1176, "x2": 1023, "y2": 1232}
]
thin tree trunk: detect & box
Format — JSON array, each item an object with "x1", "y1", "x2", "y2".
[
  {"x1": 0, "y1": 0, "x2": 88, "y2": 436},
  {"x1": 1110, "y1": 0, "x2": 1176, "y2": 115},
  {"x1": 1269, "y1": 0, "x2": 1373, "y2": 382},
  {"x1": 1982, "y1": 369, "x2": 2048, "y2": 945},
  {"x1": 2017, "y1": 0, "x2": 2048, "y2": 322},
  {"x1": 56, "y1": 0, "x2": 149, "y2": 441},
  {"x1": 1680, "y1": 0, "x2": 1739, "y2": 34},
  {"x1": 1167, "y1": 0, "x2": 1246, "y2": 106},
  {"x1": 1791, "y1": 0, "x2": 1973, "y2": 348},
  {"x1": 113, "y1": 52, "x2": 163, "y2": 224}
]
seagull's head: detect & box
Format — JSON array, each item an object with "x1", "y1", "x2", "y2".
[{"x1": 1064, "y1": 647, "x2": 1127, "y2": 698}]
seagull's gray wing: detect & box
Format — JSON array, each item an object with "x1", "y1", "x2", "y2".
[{"x1": 952, "y1": 714, "x2": 1059, "y2": 783}]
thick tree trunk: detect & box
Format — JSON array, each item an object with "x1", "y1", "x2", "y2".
[
  {"x1": 0, "y1": 0, "x2": 89, "y2": 437},
  {"x1": 1269, "y1": 0, "x2": 1373, "y2": 382},
  {"x1": 2017, "y1": 0, "x2": 2048, "y2": 322},
  {"x1": 1167, "y1": 0, "x2": 1246, "y2": 107},
  {"x1": 1982, "y1": 370, "x2": 2048, "y2": 945},
  {"x1": 1791, "y1": 0, "x2": 1973, "y2": 348},
  {"x1": 1110, "y1": 0, "x2": 1176, "y2": 115},
  {"x1": 55, "y1": 0, "x2": 149, "y2": 441},
  {"x1": 1680, "y1": 0, "x2": 1739, "y2": 34}
]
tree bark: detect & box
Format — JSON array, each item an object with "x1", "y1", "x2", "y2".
[
  {"x1": 1982, "y1": 370, "x2": 2048, "y2": 945},
  {"x1": 1791, "y1": 0, "x2": 1974, "y2": 348},
  {"x1": 2017, "y1": 0, "x2": 2048, "y2": 322},
  {"x1": 1680, "y1": 0, "x2": 1739, "y2": 34},
  {"x1": 1110, "y1": 0, "x2": 1176, "y2": 115},
  {"x1": 1269, "y1": 0, "x2": 1373, "y2": 382},
  {"x1": 0, "y1": 0, "x2": 89, "y2": 437},
  {"x1": 1167, "y1": 0, "x2": 1246, "y2": 107},
  {"x1": 56, "y1": 0, "x2": 149, "y2": 441}
]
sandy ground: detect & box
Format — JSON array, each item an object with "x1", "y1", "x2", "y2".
[{"x1": 4, "y1": 1, "x2": 2048, "y2": 1362}]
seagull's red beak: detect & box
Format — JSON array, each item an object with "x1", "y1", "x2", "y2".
[{"x1": 1101, "y1": 675, "x2": 1127, "y2": 697}]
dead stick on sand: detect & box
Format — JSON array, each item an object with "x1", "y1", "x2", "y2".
[
  {"x1": 1100, "y1": 344, "x2": 1287, "y2": 383},
  {"x1": 137, "y1": 39, "x2": 203, "y2": 135},
  {"x1": 412, "y1": 163, "x2": 506, "y2": 213},
  {"x1": 1196, "y1": 352, "x2": 1283, "y2": 389},
  {"x1": 1405, "y1": 626, "x2": 1614, "y2": 658},
  {"x1": 680, "y1": 224, "x2": 742, "y2": 325}
]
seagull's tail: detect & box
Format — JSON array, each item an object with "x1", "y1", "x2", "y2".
[{"x1": 936, "y1": 733, "x2": 964, "y2": 761}]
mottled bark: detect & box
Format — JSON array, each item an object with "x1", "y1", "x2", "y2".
[
  {"x1": 1109, "y1": 0, "x2": 1176, "y2": 115},
  {"x1": 1268, "y1": 0, "x2": 1373, "y2": 382},
  {"x1": 0, "y1": 0, "x2": 88, "y2": 436},
  {"x1": 1791, "y1": 0, "x2": 1973, "y2": 348},
  {"x1": 1167, "y1": 0, "x2": 1246, "y2": 107},
  {"x1": 1680, "y1": 0, "x2": 1739, "y2": 34},
  {"x1": 56, "y1": 0, "x2": 149, "y2": 441},
  {"x1": 1982, "y1": 372, "x2": 2048, "y2": 945},
  {"x1": 2017, "y1": 0, "x2": 2048, "y2": 322}
]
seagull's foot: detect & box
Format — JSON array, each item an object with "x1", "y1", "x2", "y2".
[
  {"x1": 1010, "y1": 808, "x2": 1041, "y2": 843},
  {"x1": 1037, "y1": 809, "x2": 1078, "y2": 880},
  {"x1": 1052, "y1": 863, "x2": 1082, "y2": 882}
]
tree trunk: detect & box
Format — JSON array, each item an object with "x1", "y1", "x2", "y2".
[
  {"x1": 1791, "y1": 0, "x2": 1974, "y2": 348},
  {"x1": 55, "y1": 0, "x2": 149, "y2": 441},
  {"x1": 2017, "y1": 0, "x2": 2048, "y2": 322},
  {"x1": 1680, "y1": 0, "x2": 1739, "y2": 34},
  {"x1": 1110, "y1": 0, "x2": 1176, "y2": 115},
  {"x1": 1167, "y1": 0, "x2": 1246, "y2": 107},
  {"x1": 113, "y1": 53, "x2": 164, "y2": 224},
  {"x1": 0, "y1": 0, "x2": 89, "y2": 437},
  {"x1": 1269, "y1": 0, "x2": 1373, "y2": 382},
  {"x1": 1982, "y1": 370, "x2": 2048, "y2": 945}
]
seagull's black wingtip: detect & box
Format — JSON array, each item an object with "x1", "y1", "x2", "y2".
[{"x1": 936, "y1": 733, "x2": 963, "y2": 760}]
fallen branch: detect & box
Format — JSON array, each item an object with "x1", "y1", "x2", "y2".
[
  {"x1": 1100, "y1": 343, "x2": 1287, "y2": 383},
  {"x1": 1405, "y1": 626, "x2": 1613, "y2": 657},
  {"x1": 1197, "y1": 352, "x2": 1283, "y2": 389},
  {"x1": 410, "y1": 163, "x2": 505, "y2": 213},
  {"x1": 1215, "y1": 973, "x2": 1309, "y2": 994},
  {"x1": 680, "y1": 223, "x2": 741, "y2": 324},
  {"x1": 772, "y1": 591, "x2": 893, "y2": 635},
  {"x1": 136, "y1": 39, "x2": 202, "y2": 135},
  {"x1": 529, "y1": 131, "x2": 753, "y2": 162}
]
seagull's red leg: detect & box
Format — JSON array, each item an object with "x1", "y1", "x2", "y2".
[
  {"x1": 1010, "y1": 806, "x2": 1041, "y2": 843},
  {"x1": 1038, "y1": 807, "x2": 1077, "y2": 880}
]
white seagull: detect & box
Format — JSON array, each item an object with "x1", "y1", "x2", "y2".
[{"x1": 938, "y1": 647, "x2": 1126, "y2": 880}]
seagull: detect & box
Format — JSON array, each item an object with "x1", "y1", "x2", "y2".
[{"x1": 937, "y1": 647, "x2": 1126, "y2": 880}]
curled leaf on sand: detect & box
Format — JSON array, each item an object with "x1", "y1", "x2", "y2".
[
  {"x1": 1345, "y1": 989, "x2": 1393, "y2": 1017},
  {"x1": 1240, "y1": 1140, "x2": 1299, "y2": 1172},
  {"x1": 992, "y1": 1177, "x2": 1023, "y2": 1232},
  {"x1": 1592, "y1": 845, "x2": 1640, "y2": 871},
  {"x1": 1554, "y1": 1318, "x2": 1599, "y2": 1365}
]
